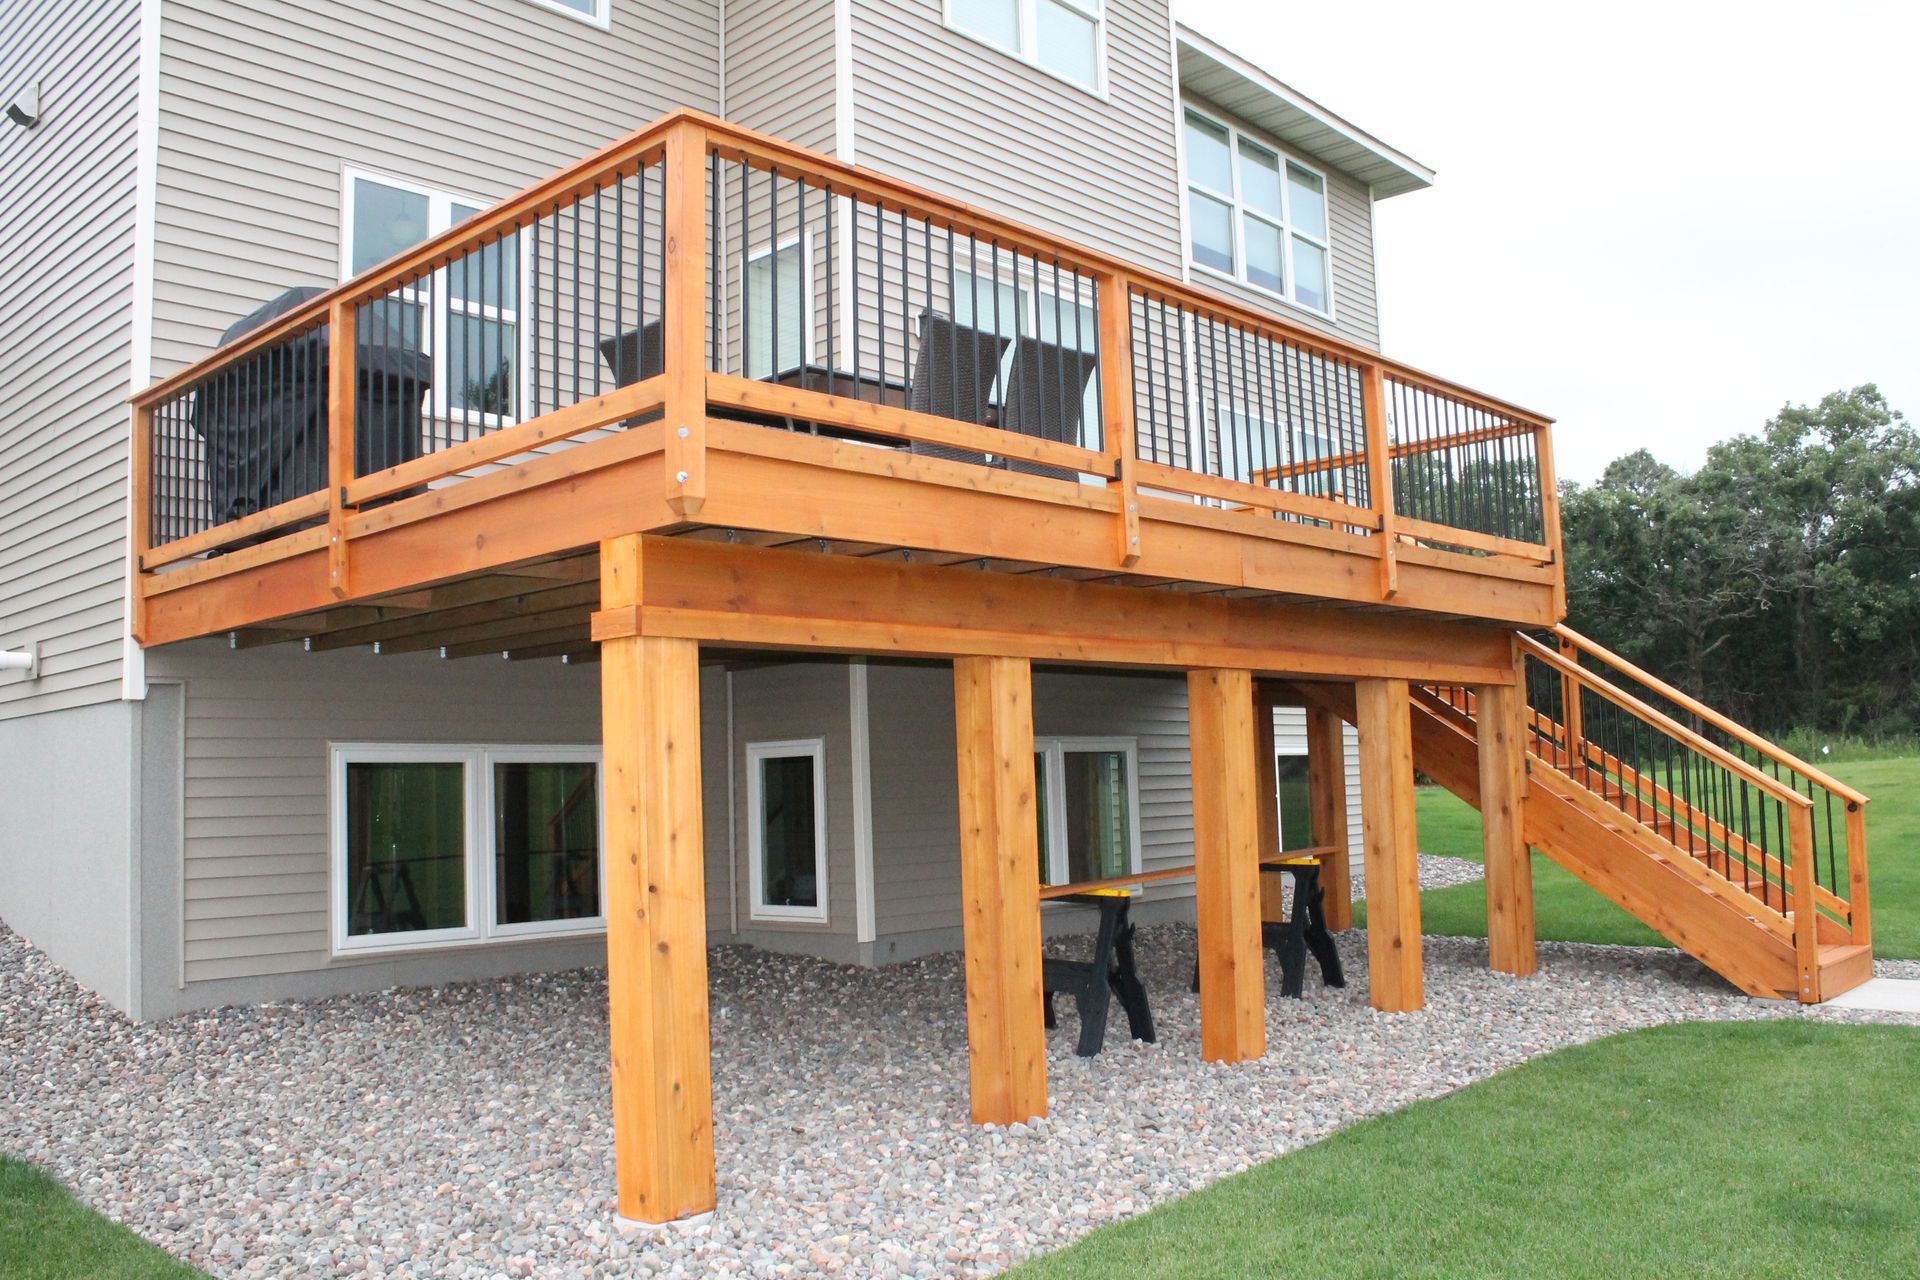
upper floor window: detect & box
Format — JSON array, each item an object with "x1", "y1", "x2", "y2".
[
  {"x1": 1183, "y1": 108, "x2": 1332, "y2": 316},
  {"x1": 343, "y1": 168, "x2": 523, "y2": 426},
  {"x1": 526, "y1": 0, "x2": 611, "y2": 28},
  {"x1": 946, "y1": 0, "x2": 1105, "y2": 94}
]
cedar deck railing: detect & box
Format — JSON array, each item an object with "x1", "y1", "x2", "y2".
[{"x1": 131, "y1": 111, "x2": 1561, "y2": 616}]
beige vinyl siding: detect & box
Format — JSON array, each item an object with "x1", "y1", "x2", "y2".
[
  {"x1": 847, "y1": 0, "x2": 1183, "y2": 275},
  {"x1": 0, "y1": 0, "x2": 140, "y2": 716},
  {"x1": 723, "y1": 0, "x2": 837, "y2": 150},
  {"x1": 158, "y1": 641, "x2": 604, "y2": 984},
  {"x1": 149, "y1": 0, "x2": 721, "y2": 377},
  {"x1": 1180, "y1": 93, "x2": 1381, "y2": 350}
]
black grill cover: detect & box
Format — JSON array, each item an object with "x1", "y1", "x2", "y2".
[{"x1": 190, "y1": 286, "x2": 433, "y2": 524}]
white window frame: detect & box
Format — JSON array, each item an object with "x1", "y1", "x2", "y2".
[
  {"x1": 340, "y1": 166, "x2": 530, "y2": 435},
  {"x1": 943, "y1": 0, "x2": 1109, "y2": 99},
  {"x1": 747, "y1": 737, "x2": 831, "y2": 924},
  {"x1": 1035, "y1": 736, "x2": 1143, "y2": 887},
  {"x1": 1273, "y1": 743, "x2": 1310, "y2": 850},
  {"x1": 743, "y1": 235, "x2": 816, "y2": 382},
  {"x1": 524, "y1": 0, "x2": 612, "y2": 30},
  {"x1": 329, "y1": 742, "x2": 605, "y2": 957},
  {"x1": 1180, "y1": 105, "x2": 1336, "y2": 320}
]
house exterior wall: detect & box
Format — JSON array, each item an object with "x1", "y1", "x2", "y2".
[
  {"x1": 722, "y1": 0, "x2": 839, "y2": 151},
  {"x1": 147, "y1": 0, "x2": 722, "y2": 380},
  {"x1": 846, "y1": 0, "x2": 1185, "y2": 274},
  {"x1": 0, "y1": 0, "x2": 141, "y2": 718}
]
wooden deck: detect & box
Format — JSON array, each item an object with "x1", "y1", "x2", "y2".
[
  {"x1": 131, "y1": 111, "x2": 1562, "y2": 659},
  {"x1": 127, "y1": 110, "x2": 1577, "y2": 1226}
]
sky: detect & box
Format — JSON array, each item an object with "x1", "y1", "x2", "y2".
[{"x1": 1178, "y1": 0, "x2": 1920, "y2": 484}]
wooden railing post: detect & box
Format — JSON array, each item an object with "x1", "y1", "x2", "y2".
[
  {"x1": 326, "y1": 299, "x2": 357, "y2": 598},
  {"x1": 1557, "y1": 631, "x2": 1583, "y2": 769},
  {"x1": 129, "y1": 403, "x2": 153, "y2": 643},
  {"x1": 1846, "y1": 803, "x2": 1871, "y2": 947},
  {"x1": 1097, "y1": 271, "x2": 1141, "y2": 567},
  {"x1": 1359, "y1": 363, "x2": 1397, "y2": 600},
  {"x1": 1789, "y1": 800, "x2": 1820, "y2": 1002},
  {"x1": 662, "y1": 119, "x2": 710, "y2": 519},
  {"x1": 1535, "y1": 422, "x2": 1565, "y2": 620}
]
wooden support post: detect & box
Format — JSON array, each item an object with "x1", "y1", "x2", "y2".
[
  {"x1": 1789, "y1": 801, "x2": 1820, "y2": 1003},
  {"x1": 1557, "y1": 630, "x2": 1582, "y2": 768},
  {"x1": 1846, "y1": 803, "x2": 1871, "y2": 948},
  {"x1": 1189, "y1": 667, "x2": 1266, "y2": 1063},
  {"x1": 1360, "y1": 363, "x2": 1398, "y2": 601},
  {"x1": 1305, "y1": 704, "x2": 1352, "y2": 931},
  {"x1": 952, "y1": 655, "x2": 1047, "y2": 1125},
  {"x1": 1536, "y1": 422, "x2": 1566, "y2": 621},
  {"x1": 1254, "y1": 682, "x2": 1284, "y2": 923},
  {"x1": 1097, "y1": 271, "x2": 1141, "y2": 567},
  {"x1": 326, "y1": 300, "x2": 358, "y2": 598},
  {"x1": 1356, "y1": 677, "x2": 1423, "y2": 1012},
  {"x1": 599, "y1": 534, "x2": 716, "y2": 1224},
  {"x1": 662, "y1": 120, "x2": 710, "y2": 519},
  {"x1": 1476, "y1": 681, "x2": 1535, "y2": 976}
]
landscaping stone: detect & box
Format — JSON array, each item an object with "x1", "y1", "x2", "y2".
[{"x1": 0, "y1": 916, "x2": 1910, "y2": 1279}]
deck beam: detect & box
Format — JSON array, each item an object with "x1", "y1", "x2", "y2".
[
  {"x1": 599, "y1": 534, "x2": 716, "y2": 1224},
  {"x1": 1189, "y1": 667, "x2": 1267, "y2": 1063},
  {"x1": 1476, "y1": 680, "x2": 1537, "y2": 976},
  {"x1": 1357, "y1": 676, "x2": 1424, "y2": 1012},
  {"x1": 952, "y1": 655, "x2": 1048, "y2": 1126}
]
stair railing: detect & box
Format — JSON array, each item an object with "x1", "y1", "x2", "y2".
[
  {"x1": 1516, "y1": 635, "x2": 1830, "y2": 999},
  {"x1": 1549, "y1": 625, "x2": 1870, "y2": 951}
]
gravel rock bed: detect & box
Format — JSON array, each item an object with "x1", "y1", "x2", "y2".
[
  {"x1": 1874, "y1": 957, "x2": 1920, "y2": 979},
  {"x1": 1, "y1": 920, "x2": 1910, "y2": 1280}
]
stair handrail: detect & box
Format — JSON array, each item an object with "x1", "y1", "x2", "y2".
[
  {"x1": 1551, "y1": 625, "x2": 1869, "y2": 808},
  {"x1": 1518, "y1": 635, "x2": 1814, "y2": 812}
]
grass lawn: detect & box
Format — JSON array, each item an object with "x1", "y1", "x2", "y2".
[
  {"x1": 1009, "y1": 1021, "x2": 1920, "y2": 1279},
  {"x1": 1358, "y1": 757, "x2": 1918, "y2": 959},
  {"x1": 0, "y1": 1157, "x2": 203, "y2": 1280}
]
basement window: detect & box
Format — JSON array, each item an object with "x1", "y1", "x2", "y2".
[
  {"x1": 1035, "y1": 737, "x2": 1142, "y2": 886},
  {"x1": 1275, "y1": 749, "x2": 1313, "y2": 851},
  {"x1": 748, "y1": 739, "x2": 830, "y2": 922},
  {"x1": 330, "y1": 744, "x2": 604, "y2": 955}
]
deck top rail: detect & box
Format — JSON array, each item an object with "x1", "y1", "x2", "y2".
[{"x1": 130, "y1": 108, "x2": 1563, "y2": 632}]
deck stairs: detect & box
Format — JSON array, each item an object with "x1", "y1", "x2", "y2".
[{"x1": 1298, "y1": 626, "x2": 1874, "y2": 1003}]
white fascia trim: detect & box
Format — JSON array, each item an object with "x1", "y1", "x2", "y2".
[
  {"x1": 122, "y1": 0, "x2": 162, "y2": 702},
  {"x1": 849, "y1": 660, "x2": 876, "y2": 943},
  {"x1": 1173, "y1": 23, "x2": 1435, "y2": 193}
]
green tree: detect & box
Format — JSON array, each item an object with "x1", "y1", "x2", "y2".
[{"x1": 1560, "y1": 386, "x2": 1919, "y2": 735}]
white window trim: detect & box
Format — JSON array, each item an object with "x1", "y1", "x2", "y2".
[
  {"x1": 1208, "y1": 392, "x2": 1345, "y2": 499},
  {"x1": 1035, "y1": 736, "x2": 1144, "y2": 887},
  {"x1": 524, "y1": 0, "x2": 612, "y2": 30},
  {"x1": 943, "y1": 0, "x2": 1110, "y2": 100},
  {"x1": 1273, "y1": 742, "x2": 1309, "y2": 851},
  {"x1": 329, "y1": 743, "x2": 605, "y2": 957},
  {"x1": 747, "y1": 737, "x2": 831, "y2": 924},
  {"x1": 340, "y1": 166, "x2": 531, "y2": 434},
  {"x1": 1180, "y1": 104, "x2": 1337, "y2": 322},
  {"x1": 744, "y1": 235, "x2": 817, "y2": 381}
]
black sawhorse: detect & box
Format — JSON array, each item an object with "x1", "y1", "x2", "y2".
[
  {"x1": 1043, "y1": 891, "x2": 1156, "y2": 1057},
  {"x1": 1192, "y1": 858, "x2": 1346, "y2": 999}
]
